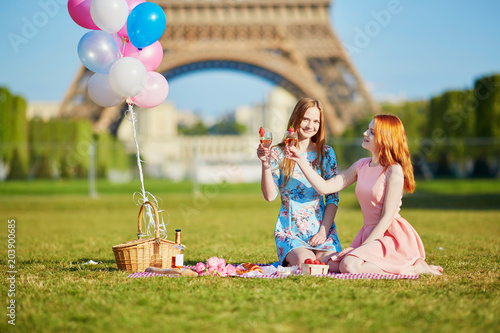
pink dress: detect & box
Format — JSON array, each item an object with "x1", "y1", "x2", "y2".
[{"x1": 346, "y1": 158, "x2": 425, "y2": 274}]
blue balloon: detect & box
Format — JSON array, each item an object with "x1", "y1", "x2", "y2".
[
  {"x1": 127, "y1": 2, "x2": 166, "y2": 49},
  {"x1": 77, "y1": 30, "x2": 121, "y2": 74}
]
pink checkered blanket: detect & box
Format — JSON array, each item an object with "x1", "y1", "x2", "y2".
[{"x1": 127, "y1": 265, "x2": 419, "y2": 280}]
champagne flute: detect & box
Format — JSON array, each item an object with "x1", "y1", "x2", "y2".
[
  {"x1": 284, "y1": 129, "x2": 297, "y2": 147},
  {"x1": 260, "y1": 131, "x2": 273, "y2": 148}
]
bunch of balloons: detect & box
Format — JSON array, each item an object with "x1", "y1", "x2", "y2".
[{"x1": 69, "y1": 0, "x2": 169, "y2": 108}]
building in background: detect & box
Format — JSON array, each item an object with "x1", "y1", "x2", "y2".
[
  {"x1": 26, "y1": 87, "x2": 296, "y2": 183},
  {"x1": 117, "y1": 87, "x2": 296, "y2": 183},
  {"x1": 27, "y1": 101, "x2": 60, "y2": 120}
]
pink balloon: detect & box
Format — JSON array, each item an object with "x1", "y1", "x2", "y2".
[
  {"x1": 117, "y1": 0, "x2": 146, "y2": 38},
  {"x1": 132, "y1": 72, "x2": 169, "y2": 108},
  {"x1": 113, "y1": 34, "x2": 125, "y2": 54},
  {"x1": 123, "y1": 41, "x2": 163, "y2": 71},
  {"x1": 67, "y1": 0, "x2": 99, "y2": 30}
]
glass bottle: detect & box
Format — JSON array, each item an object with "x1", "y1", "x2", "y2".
[{"x1": 172, "y1": 229, "x2": 184, "y2": 268}]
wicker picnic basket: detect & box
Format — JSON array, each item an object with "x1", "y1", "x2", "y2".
[{"x1": 112, "y1": 201, "x2": 182, "y2": 272}]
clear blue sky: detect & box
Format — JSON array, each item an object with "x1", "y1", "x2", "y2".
[{"x1": 0, "y1": 0, "x2": 499, "y2": 119}]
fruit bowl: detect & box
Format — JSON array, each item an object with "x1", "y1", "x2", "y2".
[{"x1": 300, "y1": 263, "x2": 328, "y2": 275}]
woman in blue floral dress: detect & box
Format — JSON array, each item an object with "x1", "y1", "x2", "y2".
[{"x1": 257, "y1": 98, "x2": 342, "y2": 266}]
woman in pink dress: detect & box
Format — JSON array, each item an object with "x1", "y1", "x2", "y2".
[{"x1": 287, "y1": 115, "x2": 443, "y2": 275}]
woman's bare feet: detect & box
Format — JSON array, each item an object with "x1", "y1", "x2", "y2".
[
  {"x1": 401, "y1": 259, "x2": 443, "y2": 275},
  {"x1": 429, "y1": 264, "x2": 444, "y2": 273}
]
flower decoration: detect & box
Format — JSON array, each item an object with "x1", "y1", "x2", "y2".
[{"x1": 195, "y1": 256, "x2": 237, "y2": 277}]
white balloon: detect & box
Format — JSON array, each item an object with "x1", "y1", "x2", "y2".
[
  {"x1": 88, "y1": 73, "x2": 125, "y2": 107},
  {"x1": 90, "y1": 0, "x2": 129, "y2": 34},
  {"x1": 109, "y1": 57, "x2": 147, "y2": 97}
]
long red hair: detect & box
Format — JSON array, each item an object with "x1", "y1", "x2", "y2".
[
  {"x1": 277, "y1": 98, "x2": 326, "y2": 185},
  {"x1": 374, "y1": 114, "x2": 415, "y2": 193}
]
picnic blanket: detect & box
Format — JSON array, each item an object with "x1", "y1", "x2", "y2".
[{"x1": 127, "y1": 264, "x2": 419, "y2": 280}]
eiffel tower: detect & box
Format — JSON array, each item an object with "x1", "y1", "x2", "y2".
[{"x1": 59, "y1": 0, "x2": 378, "y2": 135}]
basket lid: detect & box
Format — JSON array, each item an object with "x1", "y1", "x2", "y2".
[{"x1": 112, "y1": 237, "x2": 175, "y2": 250}]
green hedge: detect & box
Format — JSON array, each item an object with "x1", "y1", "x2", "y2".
[
  {"x1": 29, "y1": 118, "x2": 93, "y2": 178},
  {"x1": 8, "y1": 95, "x2": 29, "y2": 179},
  {"x1": 95, "y1": 131, "x2": 131, "y2": 177},
  {"x1": 0, "y1": 87, "x2": 13, "y2": 162},
  {"x1": 28, "y1": 118, "x2": 131, "y2": 179},
  {"x1": 0, "y1": 87, "x2": 29, "y2": 179}
]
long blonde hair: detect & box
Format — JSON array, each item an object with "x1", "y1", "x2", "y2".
[
  {"x1": 277, "y1": 98, "x2": 327, "y2": 185},
  {"x1": 374, "y1": 114, "x2": 415, "y2": 193}
]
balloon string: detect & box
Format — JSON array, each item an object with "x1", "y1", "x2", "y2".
[
  {"x1": 113, "y1": 32, "x2": 125, "y2": 57},
  {"x1": 121, "y1": 36, "x2": 126, "y2": 56},
  {"x1": 127, "y1": 100, "x2": 147, "y2": 202},
  {"x1": 126, "y1": 100, "x2": 169, "y2": 239}
]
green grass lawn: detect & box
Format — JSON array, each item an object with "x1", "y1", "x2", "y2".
[{"x1": 1, "y1": 178, "x2": 499, "y2": 332}]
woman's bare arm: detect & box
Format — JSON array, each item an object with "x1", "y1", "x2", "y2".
[
  {"x1": 287, "y1": 146, "x2": 357, "y2": 195},
  {"x1": 257, "y1": 145, "x2": 277, "y2": 201}
]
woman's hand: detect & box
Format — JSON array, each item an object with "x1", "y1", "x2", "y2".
[
  {"x1": 336, "y1": 247, "x2": 354, "y2": 260},
  {"x1": 309, "y1": 229, "x2": 327, "y2": 247},
  {"x1": 257, "y1": 144, "x2": 271, "y2": 165},
  {"x1": 285, "y1": 145, "x2": 303, "y2": 163},
  {"x1": 259, "y1": 144, "x2": 276, "y2": 201}
]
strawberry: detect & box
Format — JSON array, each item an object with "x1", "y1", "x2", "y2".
[
  {"x1": 288, "y1": 126, "x2": 295, "y2": 135},
  {"x1": 259, "y1": 127, "x2": 265, "y2": 137},
  {"x1": 304, "y1": 258, "x2": 314, "y2": 265},
  {"x1": 313, "y1": 260, "x2": 322, "y2": 265}
]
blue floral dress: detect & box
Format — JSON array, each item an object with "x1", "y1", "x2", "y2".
[{"x1": 270, "y1": 145, "x2": 342, "y2": 264}]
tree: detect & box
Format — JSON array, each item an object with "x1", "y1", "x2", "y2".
[
  {"x1": 380, "y1": 100, "x2": 430, "y2": 177},
  {"x1": 474, "y1": 74, "x2": 500, "y2": 138},
  {"x1": 178, "y1": 121, "x2": 208, "y2": 136},
  {"x1": 472, "y1": 74, "x2": 500, "y2": 177},
  {"x1": 381, "y1": 100, "x2": 428, "y2": 151},
  {"x1": 209, "y1": 120, "x2": 246, "y2": 135},
  {"x1": 423, "y1": 89, "x2": 478, "y2": 177},
  {"x1": 330, "y1": 113, "x2": 373, "y2": 169}
]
